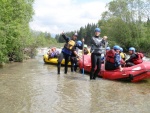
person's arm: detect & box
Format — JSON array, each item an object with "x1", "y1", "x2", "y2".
[
  {"x1": 115, "y1": 54, "x2": 123, "y2": 71},
  {"x1": 91, "y1": 37, "x2": 100, "y2": 47},
  {"x1": 73, "y1": 51, "x2": 79, "y2": 58},
  {"x1": 125, "y1": 54, "x2": 137, "y2": 63},
  {"x1": 62, "y1": 33, "x2": 70, "y2": 43}
]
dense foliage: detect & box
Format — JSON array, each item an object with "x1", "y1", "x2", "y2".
[
  {"x1": 0, "y1": 0, "x2": 34, "y2": 63},
  {"x1": 0, "y1": 0, "x2": 56, "y2": 63},
  {"x1": 99, "y1": 0, "x2": 150, "y2": 55}
]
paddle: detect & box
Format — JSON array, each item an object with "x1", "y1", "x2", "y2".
[
  {"x1": 103, "y1": 41, "x2": 108, "y2": 71},
  {"x1": 82, "y1": 38, "x2": 85, "y2": 75}
]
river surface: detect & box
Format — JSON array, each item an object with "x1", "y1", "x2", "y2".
[{"x1": 0, "y1": 49, "x2": 150, "y2": 113}]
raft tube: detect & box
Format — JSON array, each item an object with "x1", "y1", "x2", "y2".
[
  {"x1": 79, "y1": 55, "x2": 150, "y2": 82},
  {"x1": 43, "y1": 54, "x2": 71, "y2": 66}
]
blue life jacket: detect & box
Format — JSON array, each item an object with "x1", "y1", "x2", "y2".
[{"x1": 62, "y1": 48, "x2": 72, "y2": 55}]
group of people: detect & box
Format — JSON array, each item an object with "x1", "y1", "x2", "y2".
[
  {"x1": 52, "y1": 27, "x2": 144, "y2": 80},
  {"x1": 105, "y1": 46, "x2": 144, "y2": 71},
  {"x1": 47, "y1": 47, "x2": 59, "y2": 59}
]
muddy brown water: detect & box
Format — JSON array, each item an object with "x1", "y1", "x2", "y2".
[{"x1": 0, "y1": 53, "x2": 150, "y2": 113}]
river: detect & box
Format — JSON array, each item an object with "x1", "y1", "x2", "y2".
[{"x1": 0, "y1": 48, "x2": 150, "y2": 113}]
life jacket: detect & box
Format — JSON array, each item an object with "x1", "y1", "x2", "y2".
[
  {"x1": 62, "y1": 40, "x2": 75, "y2": 55},
  {"x1": 106, "y1": 49, "x2": 116, "y2": 63},
  {"x1": 132, "y1": 53, "x2": 144, "y2": 64},
  {"x1": 120, "y1": 52, "x2": 127, "y2": 60},
  {"x1": 65, "y1": 40, "x2": 75, "y2": 50}
]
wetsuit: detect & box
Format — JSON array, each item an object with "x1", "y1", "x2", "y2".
[
  {"x1": 125, "y1": 53, "x2": 137, "y2": 67},
  {"x1": 70, "y1": 44, "x2": 83, "y2": 72},
  {"x1": 90, "y1": 36, "x2": 106, "y2": 80},
  {"x1": 57, "y1": 34, "x2": 76, "y2": 74}
]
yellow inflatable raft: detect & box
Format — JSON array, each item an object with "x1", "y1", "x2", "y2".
[{"x1": 43, "y1": 54, "x2": 71, "y2": 65}]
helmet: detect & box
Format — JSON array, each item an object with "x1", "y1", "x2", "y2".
[
  {"x1": 94, "y1": 28, "x2": 101, "y2": 32},
  {"x1": 113, "y1": 45, "x2": 120, "y2": 50},
  {"x1": 77, "y1": 40, "x2": 82, "y2": 46},
  {"x1": 106, "y1": 47, "x2": 110, "y2": 50},
  {"x1": 84, "y1": 44, "x2": 87, "y2": 48},
  {"x1": 120, "y1": 47, "x2": 123, "y2": 52},
  {"x1": 74, "y1": 32, "x2": 78, "y2": 37},
  {"x1": 129, "y1": 47, "x2": 135, "y2": 52}
]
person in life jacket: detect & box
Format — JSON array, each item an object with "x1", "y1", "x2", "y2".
[
  {"x1": 48, "y1": 47, "x2": 60, "y2": 59},
  {"x1": 57, "y1": 32, "x2": 79, "y2": 74},
  {"x1": 90, "y1": 28, "x2": 107, "y2": 80},
  {"x1": 125, "y1": 47, "x2": 144, "y2": 67},
  {"x1": 105, "y1": 45, "x2": 123, "y2": 71},
  {"x1": 101, "y1": 47, "x2": 110, "y2": 63},
  {"x1": 120, "y1": 47, "x2": 126, "y2": 61},
  {"x1": 83, "y1": 44, "x2": 89, "y2": 55},
  {"x1": 70, "y1": 40, "x2": 83, "y2": 72}
]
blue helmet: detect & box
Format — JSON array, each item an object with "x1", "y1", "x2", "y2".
[
  {"x1": 113, "y1": 45, "x2": 120, "y2": 50},
  {"x1": 106, "y1": 47, "x2": 110, "y2": 50},
  {"x1": 77, "y1": 40, "x2": 82, "y2": 46},
  {"x1": 120, "y1": 47, "x2": 123, "y2": 52},
  {"x1": 94, "y1": 28, "x2": 101, "y2": 32},
  {"x1": 129, "y1": 47, "x2": 135, "y2": 52}
]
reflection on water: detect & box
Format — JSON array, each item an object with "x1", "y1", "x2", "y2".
[{"x1": 0, "y1": 53, "x2": 150, "y2": 113}]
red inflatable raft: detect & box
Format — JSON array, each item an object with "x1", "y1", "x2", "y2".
[{"x1": 79, "y1": 55, "x2": 150, "y2": 82}]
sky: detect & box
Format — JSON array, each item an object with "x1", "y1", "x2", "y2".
[{"x1": 29, "y1": 0, "x2": 111, "y2": 36}]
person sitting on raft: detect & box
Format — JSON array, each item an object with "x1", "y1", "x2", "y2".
[
  {"x1": 125, "y1": 47, "x2": 144, "y2": 67},
  {"x1": 105, "y1": 45, "x2": 123, "y2": 71},
  {"x1": 48, "y1": 47, "x2": 59, "y2": 59},
  {"x1": 101, "y1": 47, "x2": 110, "y2": 63},
  {"x1": 120, "y1": 47, "x2": 126, "y2": 61},
  {"x1": 83, "y1": 44, "x2": 89, "y2": 55}
]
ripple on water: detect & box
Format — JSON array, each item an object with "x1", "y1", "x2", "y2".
[{"x1": 0, "y1": 57, "x2": 150, "y2": 113}]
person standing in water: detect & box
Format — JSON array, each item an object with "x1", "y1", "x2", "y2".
[
  {"x1": 90, "y1": 28, "x2": 107, "y2": 80},
  {"x1": 57, "y1": 32, "x2": 79, "y2": 74}
]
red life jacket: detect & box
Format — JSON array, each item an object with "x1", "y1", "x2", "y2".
[
  {"x1": 132, "y1": 53, "x2": 144, "y2": 64},
  {"x1": 106, "y1": 49, "x2": 116, "y2": 63}
]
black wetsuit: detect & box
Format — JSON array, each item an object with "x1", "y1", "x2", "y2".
[
  {"x1": 90, "y1": 36, "x2": 106, "y2": 80},
  {"x1": 70, "y1": 44, "x2": 83, "y2": 72},
  {"x1": 125, "y1": 53, "x2": 137, "y2": 67},
  {"x1": 57, "y1": 34, "x2": 76, "y2": 74}
]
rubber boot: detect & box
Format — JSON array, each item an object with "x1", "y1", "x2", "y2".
[
  {"x1": 93, "y1": 69, "x2": 100, "y2": 80},
  {"x1": 90, "y1": 71, "x2": 94, "y2": 80},
  {"x1": 64, "y1": 66, "x2": 68, "y2": 74},
  {"x1": 71, "y1": 66, "x2": 74, "y2": 72},
  {"x1": 93, "y1": 73, "x2": 97, "y2": 80}
]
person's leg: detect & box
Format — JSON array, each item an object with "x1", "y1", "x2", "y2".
[
  {"x1": 70, "y1": 57, "x2": 74, "y2": 72},
  {"x1": 74, "y1": 58, "x2": 78, "y2": 72},
  {"x1": 126, "y1": 62, "x2": 135, "y2": 67},
  {"x1": 90, "y1": 54, "x2": 97, "y2": 80},
  {"x1": 93, "y1": 55, "x2": 101, "y2": 79},
  {"x1": 64, "y1": 55, "x2": 69, "y2": 74},
  {"x1": 57, "y1": 52, "x2": 64, "y2": 74},
  {"x1": 105, "y1": 62, "x2": 116, "y2": 70}
]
